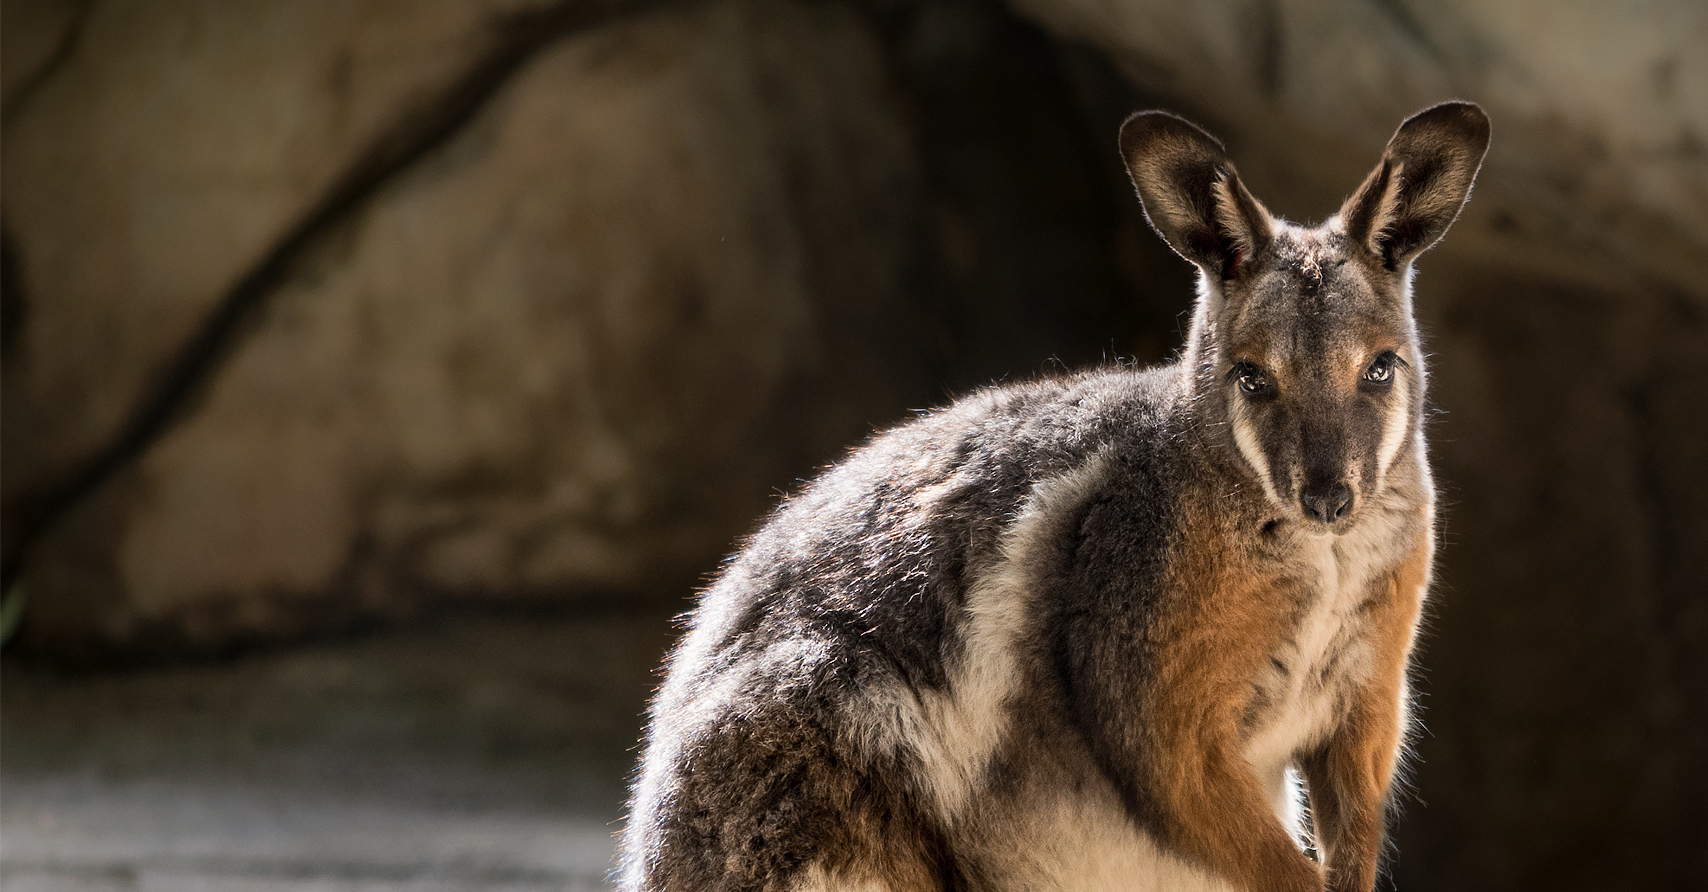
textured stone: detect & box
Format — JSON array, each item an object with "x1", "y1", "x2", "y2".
[
  {"x1": 1011, "y1": 0, "x2": 1708, "y2": 283},
  {"x1": 8, "y1": 0, "x2": 933, "y2": 653},
  {"x1": 1, "y1": 0, "x2": 542, "y2": 503}
]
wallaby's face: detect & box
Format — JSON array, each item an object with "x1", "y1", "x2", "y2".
[
  {"x1": 1209, "y1": 228, "x2": 1419, "y2": 525},
  {"x1": 1121, "y1": 103, "x2": 1490, "y2": 527}
]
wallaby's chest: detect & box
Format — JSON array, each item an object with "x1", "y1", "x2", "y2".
[{"x1": 1238, "y1": 522, "x2": 1399, "y2": 789}]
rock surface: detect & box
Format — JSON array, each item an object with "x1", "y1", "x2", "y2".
[
  {"x1": 4, "y1": 0, "x2": 1188, "y2": 656},
  {"x1": 4, "y1": 0, "x2": 942, "y2": 652},
  {"x1": 2, "y1": 0, "x2": 543, "y2": 499}
]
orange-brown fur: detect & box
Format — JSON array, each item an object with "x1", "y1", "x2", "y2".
[
  {"x1": 1303, "y1": 534, "x2": 1431, "y2": 892},
  {"x1": 1135, "y1": 497, "x2": 1432, "y2": 892},
  {"x1": 1147, "y1": 501, "x2": 1323, "y2": 891}
]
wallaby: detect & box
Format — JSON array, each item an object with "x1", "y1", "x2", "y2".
[{"x1": 621, "y1": 102, "x2": 1490, "y2": 892}]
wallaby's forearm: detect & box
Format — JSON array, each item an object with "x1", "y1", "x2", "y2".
[
  {"x1": 1068, "y1": 560, "x2": 1324, "y2": 892},
  {"x1": 1303, "y1": 539, "x2": 1430, "y2": 892}
]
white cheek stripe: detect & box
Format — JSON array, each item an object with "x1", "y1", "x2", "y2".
[
  {"x1": 1374, "y1": 372, "x2": 1411, "y2": 483},
  {"x1": 1231, "y1": 395, "x2": 1284, "y2": 507}
]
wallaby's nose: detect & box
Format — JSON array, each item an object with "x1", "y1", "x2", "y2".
[{"x1": 1302, "y1": 483, "x2": 1355, "y2": 525}]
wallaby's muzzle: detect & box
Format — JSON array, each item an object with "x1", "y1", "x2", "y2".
[{"x1": 1301, "y1": 480, "x2": 1355, "y2": 525}]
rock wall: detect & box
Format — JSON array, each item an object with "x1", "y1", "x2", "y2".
[
  {"x1": 3, "y1": 0, "x2": 1704, "y2": 888},
  {"x1": 3, "y1": 0, "x2": 919, "y2": 649},
  {"x1": 1, "y1": 0, "x2": 1184, "y2": 653}
]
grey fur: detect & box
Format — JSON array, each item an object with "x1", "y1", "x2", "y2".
[{"x1": 621, "y1": 103, "x2": 1489, "y2": 892}]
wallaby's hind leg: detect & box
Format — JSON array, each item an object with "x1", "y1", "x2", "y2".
[{"x1": 628, "y1": 693, "x2": 954, "y2": 892}]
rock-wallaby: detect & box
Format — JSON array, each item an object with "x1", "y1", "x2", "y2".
[{"x1": 622, "y1": 102, "x2": 1490, "y2": 892}]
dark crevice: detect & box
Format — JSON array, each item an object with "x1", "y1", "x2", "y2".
[
  {"x1": 1251, "y1": 0, "x2": 1284, "y2": 98},
  {"x1": 0, "y1": 0, "x2": 675, "y2": 598},
  {"x1": 1620, "y1": 381, "x2": 1678, "y2": 616},
  {"x1": 1, "y1": 0, "x2": 99, "y2": 129},
  {"x1": 852, "y1": 0, "x2": 1190, "y2": 394},
  {"x1": 1619, "y1": 292, "x2": 1708, "y2": 650},
  {"x1": 1, "y1": 222, "x2": 25, "y2": 359},
  {"x1": 1619, "y1": 309, "x2": 1708, "y2": 846}
]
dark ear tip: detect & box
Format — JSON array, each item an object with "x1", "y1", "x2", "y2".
[
  {"x1": 1399, "y1": 100, "x2": 1492, "y2": 151},
  {"x1": 1118, "y1": 110, "x2": 1227, "y2": 160}
]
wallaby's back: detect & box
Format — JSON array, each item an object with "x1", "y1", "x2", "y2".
[{"x1": 625, "y1": 366, "x2": 1190, "y2": 889}]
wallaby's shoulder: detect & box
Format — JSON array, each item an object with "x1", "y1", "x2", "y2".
[
  {"x1": 734, "y1": 361, "x2": 1195, "y2": 591},
  {"x1": 675, "y1": 362, "x2": 1196, "y2": 701}
]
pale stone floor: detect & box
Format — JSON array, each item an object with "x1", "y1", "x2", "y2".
[{"x1": 0, "y1": 608, "x2": 680, "y2": 891}]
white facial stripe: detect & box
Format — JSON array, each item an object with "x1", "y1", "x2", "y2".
[
  {"x1": 1231, "y1": 394, "x2": 1283, "y2": 507},
  {"x1": 1375, "y1": 371, "x2": 1411, "y2": 483}
]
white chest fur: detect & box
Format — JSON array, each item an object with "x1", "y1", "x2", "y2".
[{"x1": 1242, "y1": 510, "x2": 1408, "y2": 829}]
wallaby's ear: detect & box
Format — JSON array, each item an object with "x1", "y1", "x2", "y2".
[
  {"x1": 1120, "y1": 111, "x2": 1272, "y2": 279},
  {"x1": 1340, "y1": 101, "x2": 1490, "y2": 270}
]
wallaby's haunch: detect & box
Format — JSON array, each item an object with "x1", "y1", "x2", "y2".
[{"x1": 622, "y1": 102, "x2": 1490, "y2": 892}]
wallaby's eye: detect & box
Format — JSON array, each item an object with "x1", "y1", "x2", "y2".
[
  {"x1": 1232, "y1": 362, "x2": 1274, "y2": 397},
  {"x1": 1362, "y1": 352, "x2": 1401, "y2": 387}
]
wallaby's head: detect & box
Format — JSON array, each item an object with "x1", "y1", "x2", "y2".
[{"x1": 1120, "y1": 102, "x2": 1489, "y2": 528}]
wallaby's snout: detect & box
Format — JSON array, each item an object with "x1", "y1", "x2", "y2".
[
  {"x1": 1298, "y1": 413, "x2": 1362, "y2": 527},
  {"x1": 1298, "y1": 412, "x2": 1365, "y2": 526},
  {"x1": 1301, "y1": 479, "x2": 1355, "y2": 525}
]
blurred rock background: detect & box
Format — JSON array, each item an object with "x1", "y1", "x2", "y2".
[{"x1": 2, "y1": 0, "x2": 1704, "y2": 889}]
